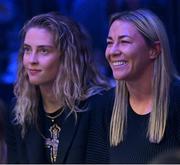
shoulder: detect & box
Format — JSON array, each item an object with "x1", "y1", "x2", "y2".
[
  {"x1": 88, "y1": 87, "x2": 115, "y2": 104},
  {"x1": 169, "y1": 79, "x2": 180, "y2": 142},
  {"x1": 88, "y1": 88, "x2": 115, "y2": 120},
  {"x1": 87, "y1": 88, "x2": 115, "y2": 113},
  {"x1": 169, "y1": 79, "x2": 180, "y2": 114},
  {"x1": 77, "y1": 88, "x2": 115, "y2": 118},
  {"x1": 170, "y1": 79, "x2": 180, "y2": 100},
  {"x1": 170, "y1": 78, "x2": 180, "y2": 90}
]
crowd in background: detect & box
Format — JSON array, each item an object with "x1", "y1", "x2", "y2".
[{"x1": 0, "y1": 0, "x2": 180, "y2": 109}]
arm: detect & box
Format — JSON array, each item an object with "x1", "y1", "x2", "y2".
[
  {"x1": 86, "y1": 88, "x2": 114, "y2": 163},
  {"x1": 5, "y1": 104, "x2": 20, "y2": 163},
  {"x1": 171, "y1": 80, "x2": 180, "y2": 144}
]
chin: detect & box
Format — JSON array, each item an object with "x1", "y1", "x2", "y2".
[
  {"x1": 29, "y1": 79, "x2": 41, "y2": 85},
  {"x1": 113, "y1": 74, "x2": 127, "y2": 81}
]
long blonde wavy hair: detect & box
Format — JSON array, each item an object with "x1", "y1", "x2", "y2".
[
  {"x1": 110, "y1": 9, "x2": 179, "y2": 146},
  {"x1": 14, "y1": 12, "x2": 109, "y2": 135}
]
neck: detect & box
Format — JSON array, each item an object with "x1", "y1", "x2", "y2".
[
  {"x1": 126, "y1": 68, "x2": 153, "y2": 115},
  {"x1": 40, "y1": 86, "x2": 62, "y2": 113},
  {"x1": 129, "y1": 95, "x2": 152, "y2": 115},
  {"x1": 126, "y1": 64, "x2": 153, "y2": 100},
  {"x1": 127, "y1": 79, "x2": 152, "y2": 101},
  {"x1": 43, "y1": 101, "x2": 62, "y2": 114}
]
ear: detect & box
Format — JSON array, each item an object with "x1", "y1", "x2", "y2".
[{"x1": 149, "y1": 41, "x2": 161, "y2": 60}]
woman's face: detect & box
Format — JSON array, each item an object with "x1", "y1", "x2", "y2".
[
  {"x1": 23, "y1": 27, "x2": 60, "y2": 86},
  {"x1": 105, "y1": 20, "x2": 155, "y2": 81}
]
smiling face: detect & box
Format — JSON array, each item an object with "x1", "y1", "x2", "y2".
[
  {"x1": 23, "y1": 27, "x2": 60, "y2": 86},
  {"x1": 106, "y1": 20, "x2": 155, "y2": 82}
]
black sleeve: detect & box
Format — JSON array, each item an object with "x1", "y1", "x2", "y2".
[
  {"x1": 5, "y1": 102, "x2": 20, "y2": 163},
  {"x1": 172, "y1": 80, "x2": 180, "y2": 144},
  {"x1": 86, "y1": 88, "x2": 114, "y2": 163}
]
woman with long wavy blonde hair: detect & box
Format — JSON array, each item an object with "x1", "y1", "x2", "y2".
[{"x1": 6, "y1": 12, "x2": 110, "y2": 164}]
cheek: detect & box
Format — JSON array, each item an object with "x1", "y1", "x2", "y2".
[
  {"x1": 105, "y1": 48, "x2": 110, "y2": 60},
  {"x1": 50, "y1": 65, "x2": 60, "y2": 80},
  {"x1": 22, "y1": 56, "x2": 28, "y2": 67},
  {"x1": 46, "y1": 60, "x2": 60, "y2": 73}
]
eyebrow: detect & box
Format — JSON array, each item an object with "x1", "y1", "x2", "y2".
[
  {"x1": 107, "y1": 35, "x2": 132, "y2": 40},
  {"x1": 23, "y1": 44, "x2": 30, "y2": 47},
  {"x1": 23, "y1": 43, "x2": 54, "y2": 49}
]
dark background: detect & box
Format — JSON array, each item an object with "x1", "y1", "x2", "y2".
[{"x1": 0, "y1": 0, "x2": 180, "y2": 109}]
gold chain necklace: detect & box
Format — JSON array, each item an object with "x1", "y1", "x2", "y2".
[
  {"x1": 46, "y1": 108, "x2": 64, "y2": 122},
  {"x1": 37, "y1": 108, "x2": 64, "y2": 163}
]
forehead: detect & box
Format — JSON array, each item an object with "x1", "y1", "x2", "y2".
[
  {"x1": 24, "y1": 27, "x2": 54, "y2": 45},
  {"x1": 108, "y1": 20, "x2": 141, "y2": 39}
]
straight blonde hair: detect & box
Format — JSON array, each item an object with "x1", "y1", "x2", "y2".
[{"x1": 110, "y1": 9, "x2": 179, "y2": 146}]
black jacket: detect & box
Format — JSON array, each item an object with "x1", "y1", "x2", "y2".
[{"x1": 5, "y1": 89, "x2": 114, "y2": 164}]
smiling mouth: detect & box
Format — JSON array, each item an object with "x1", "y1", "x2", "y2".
[{"x1": 112, "y1": 61, "x2": 127, "y2": 66}]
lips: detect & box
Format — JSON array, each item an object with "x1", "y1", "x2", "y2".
[{"x1": 28, "y1": 69, "x2": 41, "y2": 75}]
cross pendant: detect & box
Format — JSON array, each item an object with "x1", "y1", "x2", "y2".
[{"x1": 46, "y1": 124, "x2": 61, "y2": 163}]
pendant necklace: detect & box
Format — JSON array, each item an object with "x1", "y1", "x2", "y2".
[
  {"x1": 38, "y1": 108, "x2": 64, "y2": 163},
  {"x1": 46, "y1": 108, "x2": 64, "y2": 122}
]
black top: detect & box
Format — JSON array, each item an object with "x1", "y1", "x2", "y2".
[
  {"x1": 110, "y1": 103, "x2": 180, "y2": 163},
  {"x1": 5, "y1": 89, "x2": 113, "y2": 164},
  {"x1": 6, "y1": 105, "x2": 90, "y2": 164},
  {"x1": 86, "y1": 80, "x2": 180, "y2": 164}
]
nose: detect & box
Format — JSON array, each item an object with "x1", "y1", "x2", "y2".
[
  {"x1": 110, "y1": 43, "x2": 120, "y2": 55},
  {"x1": 106, "y1": 43, "x2": 120, "y2": 58},
  {"x1": 29, "y1": 52, "x2": 38, "y2": 63}
]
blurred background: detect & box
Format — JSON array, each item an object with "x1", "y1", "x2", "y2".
[{"x1": 0, "y1": 0, "x2": 180, "y2": 110}]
